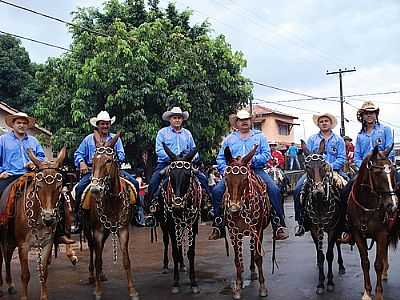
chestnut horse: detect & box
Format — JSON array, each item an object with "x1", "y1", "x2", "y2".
[
  {"x1": 0, "y1": 147, "x2": 66, "y2": 300},
  {"x1": 347, "y1": 145, "x2": 399, "y2": 300},
  {"x1": 301, "y1": 140, "x2": 346, "y2": 295},
  {"x1": 223, "y1": 145, "x2": 271, "y2": 300},
  {"x1": 159, "y1": 143, "x2": 202, "y2": 294},
  {"x1": 83, "y1": 132, "x2": 138, "y2": 300}
]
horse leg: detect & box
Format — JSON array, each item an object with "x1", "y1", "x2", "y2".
[
  {"x1": 94, "y1": 230, "x2": 105, "y2": 300},
  {"x1": 232, "y1": 240, "x2": 243, "y2": 300},
  {"x1": 39, "y1": 243, "x2": 53, "y2": 300},
  {"x1": 374, "y1": 233, "x2": 388, "y2": 300},
  {"x1": 353, "y1": 233, "x2": 372, "y2": 300},
  {"x1": 382, "y1": 246, "x2": 389, "y2": 281},
  {"x1": 5, "y1": 244, "x2": 17, "y2": 295},
  {"x1": 326, "y1": 232, "x2": 337, "y2": 292},
  {"x1": 86, "y1": 229, "x2": 95, "y2": 284},
  {"x1": 119, "y1": 228, "x2": 139, "y2": 300},
  {"x1": 99, "y1": 235, "x2": 108, "y2": 282},
  {"x1": 18, "y1": 245, "x2": 30, "y2": 300},
  {"x1": 255, "y1": 231, "x2": 267, "y2": 297},
  {"x1": 170, "y1": 230, "x2": 180, "y2": 294},
  {"x1": 188, "y1": 232, "x2": 199, "y2": 294},
  {"x1": 336, "y1": 241, "x2": 346, "y2": 275},
  {"x1": 162, "y1": 225, "x2": 170, "y2": 274},
  {"x1": 66, "y1": 244, "x2": 78, "y2": 266},
  {"x1": 250, "y1": 249, "x2": 257, "y2": 281},
  {"x1": 311, "y1": 228, "x2": 325, "y2": 295},
  {"x1": 178, "y1": 245, "x2": 187, "y2": 272},
  {"x1": 0, "y1": 243, "x2": 4, "y2": 297}
]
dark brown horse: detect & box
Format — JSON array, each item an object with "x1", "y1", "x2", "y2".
[
  {"x1": 160, "y1": 143, "x2": 202, "y2": 294},
  {"x1": 347, "y1": 145, "x2": 398, "y2": 300},
  {"x1": 83, "y1": 132, "x2": 138, "y2": 300},
  {"x1": 223, "y1": 145, "x2": 271, "y2": 300},
  {"x1": 0, "y1": 147, "x2": 66, "y2": 300},
  {"x1": 301, "y1": 139, "x2": 346, "y2": 295}
]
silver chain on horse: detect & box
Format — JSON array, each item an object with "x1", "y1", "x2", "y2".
[{"x1": 25, "y1": 171, "x2": 63, "y2": 283}]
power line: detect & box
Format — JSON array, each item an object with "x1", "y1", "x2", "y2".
[
  {"x1": 251, "y1": 80, "x2": 328, "y2": 99},
  {"x1": 0, "y1": 0, "x2": 108, "y2": 37},
  {"x1": 0, "y1": 30, "x2": 70, "y2": 51}
]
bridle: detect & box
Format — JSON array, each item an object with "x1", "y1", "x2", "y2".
[
  {"x1": 224, "y1": 165, "x2": 250, "y2": 212},
  {"x1": 304, "y1": 153, "x2": 333, "y2": 203},
  {"x1": 90, "y1": 146, "x2": 115, "y2": 190}
]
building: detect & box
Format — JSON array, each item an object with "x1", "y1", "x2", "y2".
[
  {"x1": 252, "y1": 104, "x2": 299, "y2": 149},
  {"x1": 0, "y1": 101, "x2": 53, "y2": 158}
]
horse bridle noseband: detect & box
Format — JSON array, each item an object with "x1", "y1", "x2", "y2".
[
  {"x1": 166, "y1": 161, "x2": 194, "y2": 208},
  {"x1": 304, "y1": 154, "x2": 333, "y2": 202},
  {"x1": 90, "y1": 146, "x2": 115, "y2": 189}
]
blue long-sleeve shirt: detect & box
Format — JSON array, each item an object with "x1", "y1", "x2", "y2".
[
  {"x1": 155, "y1": 126, "x2": 198, "y2": 163},
  {"x1": 306, "y1": 131, "x2": 346, "y2": 171},
  {"x1": 354, "y1": 123, "x2": 394, "y2": 168},
  {"x1": 216, "y1": 130, "x2": 271, "y2": 175},
  {"x1": 0, "y1": 131, "x2": 45, "y2": 175},
  {"x1": 74, "y1": 133, "x2": 125, "y2": 167}
]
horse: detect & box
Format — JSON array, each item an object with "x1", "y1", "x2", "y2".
[
  {"x1": 301, "y1": 139, "x2": 346, "y2": 295},
  {"x1": 0, "y1": 147, "x2": 67, "y2": 300},
  {"x1": 82, "y1": 131, "x2": 139, "y2": 300},
  {"x1": 158, "y1": 143, "x2": 202, "y2": 294},
  {"x1": 223, "y1": 145, "x2": 271, "y2": 300},
  {"x1": 347, "y1": 145, "x2": 399, "y2": 300}
]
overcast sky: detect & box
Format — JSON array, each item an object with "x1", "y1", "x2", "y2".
[{"x1": 1, "y1": 0, "x2": 400, "y2": 142}]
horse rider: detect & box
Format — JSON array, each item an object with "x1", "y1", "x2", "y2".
[
  {"x1": 208, "y1": 109, "x2": 289, "y2": 240},
  {"x1": 341, "y1": 100, "x2": 398, "y2": 243},
  {"x1": 343, "y1": 136, "x2": 355, "y2": 164},
  {"x1": 0, "y1": 112, "x2": 74, "y2": 244},
  {"x1": 72, "y1": 111, "x2": 139, "y2": 232},
  {"x1": 294, "y1": 112, "x2": 347, "y2": 237},
  {"x1": 268, "y1": 141, "x2": 285, "y2": 169}
]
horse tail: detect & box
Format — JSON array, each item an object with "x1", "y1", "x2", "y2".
[{"x1": 388, "y1": 223, "x2": 400, "y2": 249}]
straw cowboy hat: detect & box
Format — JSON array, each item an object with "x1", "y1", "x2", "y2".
[
  {"x1": 234, "y1": 109, "x2": 253, "y2": 121},
  {"x1": 162, "y1": 107, "x2": 189, "y2": 121},
  {"x1": 312, "y1": 112, "x2": 337, "y2": 128},
  {"x1": 343, "y1": 136, "x2": 353, "y2": 142},
  {"x1": 269, "y1": 141, "x2": 278, "y2": 146},
  {"x1": 90, "y1": 111, "x2": 116, "y2": 127},
  {"x1": 5, "y1": 112, "x2": 36, "y2": 128},
  {"x1": 356, "y1": 100, "x2": 379, "y2": 122}
]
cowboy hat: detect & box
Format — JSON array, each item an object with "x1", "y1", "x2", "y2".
[
  {"x1": 343, "y1": 136, "x2": 352, "y2": 141},
  {"x1": 5, "y1": 112, "x2": 36, "y2": 128},
  {"x1": 356, "y1": 100, "x2": 379, "y2": 122},
  {"x1": 312, "y1": 112, "x2": 337, "y2": 128},
  {"x1": 90, "y1": 111, "x2": 116, "y2": 127},
  {"x1": 234, "y1": 109, "x2": 253, "y2": 120},
  {"x1": 162, "y1": 107, "x2": 189, "y2": 121},
  {"x1": 269, "y1": 141, "x2": 278, "y2": 146}
]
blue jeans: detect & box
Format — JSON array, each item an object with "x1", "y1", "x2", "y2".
[
  {"x1": 293, "y1": 174, "x2": 306, "y2": 222},
  {"x1": 212, "y1": 169, "x2": 284, "y2": 224},
  {"x1": 289, "y1": 155, "x2": 300, "y2": 170}
]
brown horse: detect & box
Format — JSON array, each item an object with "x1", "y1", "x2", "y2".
[
  {"x1": 0, "y1": 147, "x2": 66, "y2": 300},
  {"x1": 83, "y1": 132, "x2": 139, "y2": 300},
  {"x1": 223, "y1": 145, "x2": 271, "y2": 300},
  {"x1": 347, "y1": 145, "x2": 398, "y2": 300}
]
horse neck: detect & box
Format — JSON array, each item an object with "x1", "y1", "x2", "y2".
[
  {"x1": 16, "y1": 181, "x2": 40, "y2": 233},
  {"x1": 353, "y1": 164, "x2": 370, "y2": 201},
  {"x1": 109, "y1": 161, "x2": 121, "y2": 195}
]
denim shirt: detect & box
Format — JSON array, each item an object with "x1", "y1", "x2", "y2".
[
  {"x1": 0, "y1": 131, "x2": 45, "y2": 175},
  {"x1": 307, "y1": 131, "x2": 346, "y2": 171},
  {"x1": 74, "y1": 133, "x2": 125, "y2": 167},
  {"x1": 155, "y1": 126, "x2": 198, "y2": 163},
  {"x1": 216, "y1": 129, "x2": 271, "y2": 175},
  {"x1": 354, "y1": 123, "x2": 394, "y2": 168}
]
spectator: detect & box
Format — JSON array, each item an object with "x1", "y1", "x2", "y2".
[
  {"x1": 134, "y1": 168, "x2": 147, "y2": 226},
  {"x1": 343, "y1": 136, "x2": 355, "y2": 164},
  {"x1": 268, "y1": 141, "x2": 285, "y2": 168},
  {"x1": 287, "y1": 142, "x2": 300, "y2": 170}
]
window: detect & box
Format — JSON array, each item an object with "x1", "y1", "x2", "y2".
[
  {"x1": 278, "y1": 124, "x2": 289, "y2": 136},
  {"x1": 253, "y1": 122, "x2": 262, "y2": 130}
]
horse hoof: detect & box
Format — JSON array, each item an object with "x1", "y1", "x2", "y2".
[
  {"x1": 192, "y1": 286, "x2": 200, "y2": 294},
  {"x1": 100, "y1": 273, "x2": 108, "y2": 282},
  {"x1": 94, "y1": 294, "x2": 102, "y2": 300},
  {"x1": 89, "y1": 277, "x2": 95, "y2": 284},
  {"x1": 316, "y1": 287, "x2": 324, "y2": 295},
  {"x1": 382, "y1": 273, "x2": 388, "y2": 281},
  {"x1": 161, "y1": 268, "x2": 169, "y2": 274},
  {"x1": 250, "y1": 272, "x2": 258, "y2": 281},
  {"x1": 8, "y1": 286, "x2": 17, "y2": 295},
  {"x1": 339, "y1": 267, "x2": 346, "y2": 275},
  {"x1": 71, "y1": 256, "x2": 79, "y2": 266},
  {"x1": 232, "y1": 291, "x2": 241, "y2": 300},
  {"x1": 171, "y1": 286, "x2": 180, "y2": 294},
  {"x1": 130, "y1": 291, "x2": 140, "y2": 300},
  {"x1": 327, "y1": 284, "x2": 334, "y2": 292},
  {"x1": 179, "y1": 265, "x2": 187, "y2": 273},
  {"x1": 259, "y1": 288, "x2": 268, "y2": 297},
  {"x1": 361, "y1": 291, "x2": 372, "y2": 300}
]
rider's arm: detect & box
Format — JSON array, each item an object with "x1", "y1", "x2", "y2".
[
  {"x1": 33, "y1": 138, "x2": 46, "y2": 162},
  {"x1": 0, "y1": 137, "x2": 4, "y2": 173},
  {"x1": 115, "y1": 137, "x2": 126, "y2": 162},
  {"x1": 216, "y1": 140, "x2": 228, "y2": 175},
  {"x1": 384, "y1": 126, "x2": 395, "y2": 162},
  {"x1": 186, "y1": 131, "x2": 200, "y2": 162},
  {"x1": 331, "y1": 138, "x2": 346, "y2": 171},
  {"x1": 252, "y1": 135, "x2": 271, "y2": 168},
  {"x1": 353, "y1": 135, "x2": 363, "y2": 168},
  {"x1": 74, "y1": 137, "x2": 88, "y2": 168},
  {"x1": 155, "y1": 129, "x2": 169, "y2": 163}
]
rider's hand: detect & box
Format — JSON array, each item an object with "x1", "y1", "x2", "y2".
[
  {"x1": 25, "y1": 162, "x2": 37, "y2": 170},
  {"x1": 0, "y1": 172, "x2": 11, "y2": 179},
  {"x1": 80, "y1": 161, "x2": 89, "y2": 175}
]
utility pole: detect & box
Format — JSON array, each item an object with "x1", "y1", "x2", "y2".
[{"x1": 326, "y1": 68, "x2": 356, "y2": 137}]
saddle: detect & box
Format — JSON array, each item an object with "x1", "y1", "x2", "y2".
[
  {"x1": 80, "y1": 177, "x2": 137, "y2": 210},
  {"x1": 0, "y1": 173, "x2": 35, "y2": 225}
]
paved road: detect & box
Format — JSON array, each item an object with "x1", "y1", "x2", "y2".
[{"x1": 2, "y1": 198, "x2": 400, "y2": 300}]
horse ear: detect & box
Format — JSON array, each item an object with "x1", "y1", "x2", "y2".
[
  {"x1": 27, "y1": 148, "x2": 42, "y2": 167},
  {"x1": 242, "y1": 144, "x2": 258, "y2": 165},
  {"x1": 224, "y1": 146, "x2": 233, "y2": 163},
  {"x1": 184, "y1": 148, "x2": 197, "y2": 162},
  {"x1": 318, "y1": 139, "x2": 326, "y2": 155},
  {"x1": 383, "y1": 143, "x2": 394, "y2": 158},
  {"x1": 93, "y1": 130, "x2": 102, "y2": 147},
  {"x1": 301, "y1": 140, "x2": 310, "y2": 156},
  {"x1": 106, "y1": 131, "x2": 121, "y2": 148},
  {"x1": 371, "y1": 144, "x2": 379, "y2": 159},
  {"x1": 162, "y1": 142, "x2": 177, "y2": 160},
  {"x1": 55, "y1": 146, "x2": 67, "y2": 168}
]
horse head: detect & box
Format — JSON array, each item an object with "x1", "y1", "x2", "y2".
[
  {"x1": 90, "y1": 131, "x2": 121, "y2": 194},
  {"x1": 163, "y1": 142, "x2": 198, "y2": 210},
  {"x1": 302, "y1": 139, "x2": 331, "y2": 203},
  {"x1": 359, "y1": 144, "x2": 398, "y2": 212},
  {"x1": 28, "y1": 146, "x2": 66, "y2": 226},
  {"x1": 224, "y1": 144, "x2": 257, "y2": 213}
]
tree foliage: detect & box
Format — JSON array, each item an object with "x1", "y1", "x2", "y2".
[
  {"x1": 35, "y1": 0, "x2": 252, "y2": 163},
  {"x1": 0, "y1": 34, "x2": 42, "y2": 113}
]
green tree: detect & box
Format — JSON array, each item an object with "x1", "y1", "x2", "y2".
[
  {"x1": 35, "y1": 0, "x2": 252, "y2": 164},
  {"x1": 0, "y1": 34, "x2": 42, "y2": 113}
]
